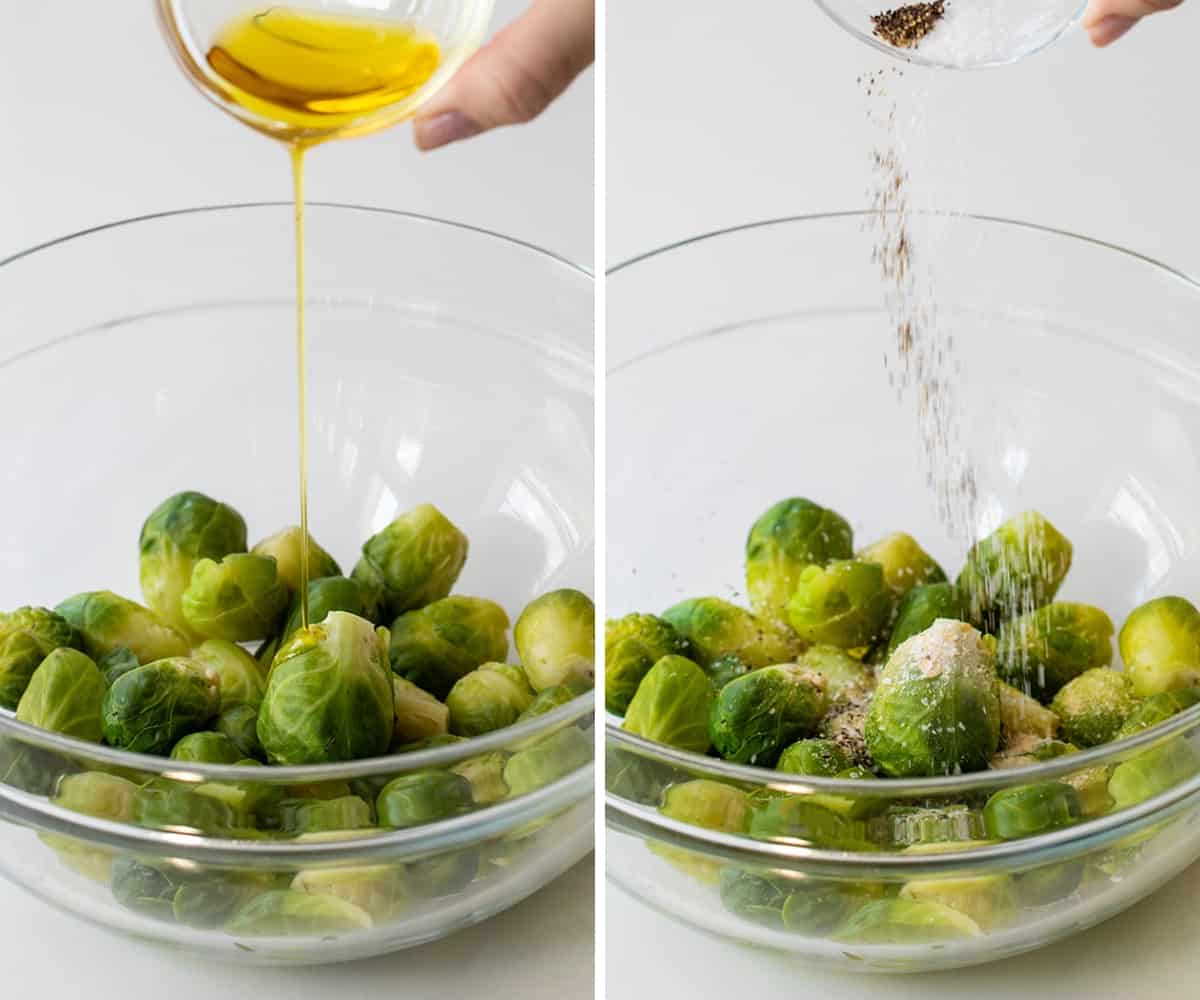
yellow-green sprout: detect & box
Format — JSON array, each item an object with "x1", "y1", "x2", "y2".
[
  {"x1": 1050, "y1": 668, "x2": 1138, "y2": 747},
  {"x1": 446, "y1": 662, "x2": 535, "y2": 737},
  {"x1": 622, "y1": 654, "x2": 712, "y2": 754},
  {"x1": 190, "y1": 639, "x2": 265, "y2": 713},
  {"x1": 857, "y1": 532, "x2": 947, "y2": 601},
  {"x1": 55, "y1": 591, "x2": 188, "y2": 666},
  {"x1": 605, "y1": 613, "x2": 692, "y2": 713},
  {"x1": 1119, "y1": 596, "x2": 1200, "y2": 698},
  {"x1": 660, "y1": 780, "x2": 751, "y2": 833},
  {"x1": 250, "y1": 526, "x2": 341, "y2": 598},
  {"x1": 513, "y1": 589, "x2": 595, "y2": 692},
  {"x1": 291, "y1": 865, "x2": 405, "y2": 922},
  {"x1": 391, "y1": 676, "x2": 449, "y2": 745},
  {"x1": 181, "y1": 553, "x2": 289, "y2": 643},
  {"x1": 709, "y1": 664, "x2": 826, "y2": 766},
  {"x1": 834, "y1": 899, "x2": 982, "y2": 944},
  {"x1": 0, "y1": 606, "x2": 83, "y2": 710},
  {"x1": 16, "y1": 649, "x2": 106, "y2": 742},
  {"x1": 997, "y1": 680, "x2": 1061, "y2": 744},
  {"x1": 787, "y1": 560, "x2": 893, "y2": 650},
  {"x1": 996, "y1": 603, "x2": 1115, "y2": 702},
  {"x1": 226, "y1": 890, "x2": 373, "y2": 935},
  {"x1": 662, "y1": 597, "x2": 800, "y2": 669}
]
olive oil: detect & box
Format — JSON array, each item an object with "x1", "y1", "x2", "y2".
[{"x1": 203, "y1": 7, "x2": 443, "y2": 627}]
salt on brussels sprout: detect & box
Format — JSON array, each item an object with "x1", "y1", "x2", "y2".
[
  {"x1": 857, "y1": 532, "x2": 947, "y2": 601},
  {"x1": 997, "y1": 680, "x2": 1061, "y2": 744},
  {"x1": 97, "y1": 647, "x2": 140, "y2": 687},
  {"x1": 257, "y1": 611, "x2": 394, "y2": 765},
  {"x1": 819, "y1": 700, "x2": 872, "y2": 768},
  {"x1": 898, "y1": 845, "x2": 1016, "y2": 931},
  {"x1": 996, "y1": 603, "x2": 1115, "y2": 702},
  {"x1": 709, "y1": 664, "x2": 826, "y2": 766},
  {"x1": 138, "y1": 491, "x2": 248, "y2": 638},
  {"x1": 1108, "y1": 738, "x2": 1200, "y2": 809},
  {"x1": 1117, "y1": 688, "x2": 1200, "y2": 740},
  {"x1": 54, "y1": 772, "x2": 139, "y2": 822},
  {"x1": 134, "y1": 778, "x2": 248, "y2": 835},
  {"x1": 660, "y1": 780, "x2": 751, "y2": 833},
  {"x1": 794, "y1": 645, "x2": 874, "y2": 705},
  {"x1": 661, "y1": 597, "x2": 800, "y2": 669},
  {"x1": 216, "y1": 704, "x2": 264, "y2": 761},
  {"x1": 56, "y1": 591, "x2": 189, "y2": 665},
  {"x1": 983, "y1": 781, "x2": 1082, "y2": 840},
  {"x1": 744, "y1": 498, "x2": 854, "y2": 624},
  {"x1": 270, "y1": 796, "x2": 375, "y2": 835},
  {"x1": 169, "y1": 731, "x2": 245, "y2": 765},
  {"x1": 513, "y1": 589, "x2": 595, "y2": 692},
  {"x1": 190, "y1": 639, "x2": 266, "y2": 713},
  {"x1": 16, "y1": 648, "x2": 106, "y2": 742},
  {"x1": 388, "y1": 595, "x2": 510, "y2": 699},
  {"x1": 446, "y1": 662, "x2": 535, "y2": 737},
  {"x1": 101, "y1": 657, "x2": 219, "y2": 754},
  {"x1": 956, "y1": 511, "x2": 1074, "y2": 632},
  {"x1": 605, "y1": 613, "x2": 692, "y2": 714},
  {"x1": 1119, "y1": 596, "x2": 1200, "y2": 698},
  {"x1": 351, "y1": 504, "x2": 469, "y2": 621},
  {"x1": 1050, "y1": 667, "x2": 1138, "y2": 748},
  {"x1": 503, "y1": 725, "x2": 592, "y2": 797},
  {"x1": 392, "y1": 676, "x2": 450, "y2": 746},
  {"x1": 776, "y1": 738, "x2": 854, "y2": 777},
  {"x1": 621, "y1": 654, "x2": 713, "y2": 754},
  {"x1": 181, "y1": 553, "x2": 289, "y2": 643},
  {"x1": 451, "y1": 751, "x2": 510, "y2": 805},
  {"x1": 277, "y1": 576, "x2": 368, "y2": 648},
  {"x1": 250, "y1": 526, "x2": 341, "y2": 598},
  {"x1": 787, "y1": 560, "x2": 893, "y2": 650},
  {"x1": 376, "y1": 770, "x2": 473, "y2": 828},
  {"x1": 227, "y1": 889, "x2": 374, "y2": 935},
  {"x1": 887, "y1": 582, "x2": 964, "y2": 658},
  {"x1": 291, "y1": 865, "x2": 405, "y2": 922},
  {"x1": 701, "y1": 654, "x2": 750, "y2": 694},
  {"x1": 834, "y1": 898, "x2": 983, "y2": 943},
  {"x1": 865, "y1": 619, "x2": 1001, "y2": 777},
  {"x1": 0, "y1": 607, "x2": 83, "y2": 710}
]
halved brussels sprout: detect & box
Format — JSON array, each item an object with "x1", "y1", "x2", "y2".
[
  {"x1": 621, "y1": 654, "x2": 712, "y2": 754},
  {"x1": 660, "y1": 780, "x2": 751, "y2": 833},
  {"x1": 376, "y1": 771, "x2": 473, "y2": 828},
  {"x1": 503, "y1": 726, "x2": 592, "y2": 796},
  {"x1": 250, "y1": 526, "x2": 341, "y2": 598},
  {"x1": 180, "y1": 553, "x2": 289, "y2": 643},
  {"x1": 226, "y1": 889, "x2": 373, "y2": 935},
  {"x1": 138, "y1": 491, "x2": 248, "y2": 638},
  {"x1": 257, "y1": 611, "x2": 394, "y2": 765},
  {"x1": 794, "y1": 645, "x2": 874, "y2": 704},
  {"x1": 744, "y1": 498, "x2": 853, "y2": 623},
  {"x1": 983, "y1": 781, "x2": 1082, "y2": 839},
  {"x1": 787, "y1": 560, "x2": 893, "y2": 650},
  {"x1": 996, "y1": 603, "x2": 1115, "y2": 701},
  {"x1": 291, "y1": 865, "x2": 405, "y2": 922},
  {"x1": 134, "y1": 779, "x2": 248, "y2": 835},
  {"x1": 55, "y1": 591, "x2": 188, "y2": 666},
  {"x1": 190, "y1": 639, "x2": 266, "y2": 713},
  {"x1": 216, "y1": 704, "x2": 264, "y2": 761},
  {"x1": 1119, "y1": 596, "x2": 1200, "y2": 698},
  {"x1": 997, "y1": 680, "x2": 1061, "y2": 744},
  {"x1": 776, "y1": 738, "x2": 854, "y2": 777},
  {"x1": 1108, "y1": 738, "x2": 1200, "y2": 809},
  {"x1": 513, "y1": 589, "x2": 595, "y2": 692},
  {"x1": 662, "y1": 597, "x2": 800, "y2": 669},
  {"x1": 54, "y1": 772, "x2": 139, "y2": 822},
  {"x1": 605, "y1": 613, "x2": 691, "y2": 713},
  {"x1": 391, "y1": 676, "x2": 450, "y2": 746},
  {"x1": 101, "y1": 658, "x2": 220, "y2": 754},
  {"x1": 0, "y1": 607, "x2": 83, "y2": 709},
  {"x1": 169, "y1": 731, "x2": 245, "y2": 764},
  {"x1": 446, "y1": 662, "x2": 535, "y2": 737},
  {"x1": 1050, "y1": 668, "x2": 1138, "y2": 747},
  {"x1": 886, "y1": 582, "x2": 964, "y2": 658},
  {"x1": 389, "y1": 595, "x2": 510, "y2": 699},
  {"x1": 857, "y1": 532, "x2": 947, "y2": 601},
  {"x1": 1117, "y1": 688, "x2": 1200, "y2": 740},
  {"x1": 898, "y1": 847, "x2": 1016, "y2": 930},
  {"x1": 451, "y1": 751, "x2": 510, "y2": 805},
  {"x1": 16, "y1": 648, "x2": 105, "y2": 742},
  {"x1": 709, "y1": 664, "x2": 826, "y2": 766},
  {"x1": 834, "y1": 898, "x2": 982, "y2": 943},
  {"x1": 865, "y1": 619, "x2": 1001, "y2": 777}
]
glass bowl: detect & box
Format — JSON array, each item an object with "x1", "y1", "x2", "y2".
[
  {"x1": 0, "y1": 203, "x2": 594, "y2": 964},
  {"x1": 605, "y1": 212, "x2": 1200, "y2": 972}
]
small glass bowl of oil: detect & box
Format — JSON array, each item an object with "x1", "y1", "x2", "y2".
[{"x1": 157, "y1": 0, "x2": 494, "y2": 145}]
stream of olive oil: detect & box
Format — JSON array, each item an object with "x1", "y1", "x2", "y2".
[{"x1": 205, "y1": 8, "x2": 441, "y2": 628}]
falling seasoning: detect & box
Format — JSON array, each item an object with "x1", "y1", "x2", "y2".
[{"x1": 871, "y1": 0, "x2": 946, "y2": 48}]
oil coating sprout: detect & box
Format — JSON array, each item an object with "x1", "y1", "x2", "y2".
[
  {"x1": 446, "y1": 662, "x2": 535, "y2": 737},
  {"x1": 744, "y1": 498, "x2": 854, "y2": 623},
  {"x1": 834, "y1": 898, "x2": 982, "y2": 943},
  {"x1": 277, "y1": 576, "x2": 368, "y2": 648},
  {"x1": 1050, "y1": 667, "x2": 1138, "y2": 747},
  {"x1": 996, "y1": 603, "x2": 1115, "y2": 702},
  {"x1": 997, "y1": 680, "x2": 1061, "y2": 743},
  {"x1": 857, "y1": 532, "x2": 947, "y2": 601},
  {"x1": 503, "y1": 725, "x2": 592, "y2": 796},
  {"x1": 388, "y1": 595, "x2": 510, "y2": 699},
  {"x1": 138, "y1": 491, "x2": 248, "y2": 638},
  {"x1": 604, "y1": 613, "x2": 692, "y2": 713},
  {"x1": 660, "y1": 780, "x2": 751, "y2": 833},
  {"x1": 16, "y1": 648, "x2": 106, "y2": 743},
  {"x1": 0, "y1": 607, "x2": 83, "y2": 709},
  {"x1": 708, "y1": 664, "x2": 826, "y2": 766},
  {"x1": 787, "y1": 560, "x2": 893, "y2": 650},
  {"x1": 776, "y1": 738, "x2": 854, "y2": 777},
  {"x1": 865, "y1": 619, "x2": 1001, "y2": 777},
  {"x1": 250, "y1": 526, "x2": 341, "y2": 598},
  {"x1": 956, "y1": 511, "x2": 1074, "y2": 632},
  {"x1": 622, "y1": 654, "x2": 713, "y2": 754},
  {"x1": 887, "y1": 582, "x2": 964, "y2": 658},
  {"x1": 55, "y1": 591, "x2": 188, "y2": 666},
  {"x1": 794, "y1": 645, "x2": 874, "y2": 704},
  {"x1": 513, "y1": 589, "x2": 595, "y2": 692},
  {"x1": 181, "y1": 553, "x2": 289, "y2": 643},
  {"x1": 101, "y1": 658, "x2": 220, "y2": 754},
  {"x1": 257, "y1": 611, "x2": 394, "y2": 765},
  {"x1": 1118, "y1": 596, "x2": 1200, "y2": 698},
  {"x1": 351, "y1": 504, "x2": 469, "y2": 621},
  {"x1": 662, "y1": 597, "x2": 800, "y2": 669},
  {"x1": 375, "y1": 770, "x2": 473, "y2": 828},
  {"x1": 1116, "y1": 688, "x2": 1200, "y2": 740},
  {"x1": 169, "y1": 731, "x2": 245, "y2": 764},
  {"x1": 391, "y1": 675, "x2": 450, "y2": 745},
  {"x1": 190, "y1": 639, "x2": 265, "y2": 713}
]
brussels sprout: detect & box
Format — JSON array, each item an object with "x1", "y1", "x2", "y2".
[
  {"x1": 54, "y1": 772, "x2": 138, "y2": 822},
  {"x1": 446, "y1": 662, "x2": 535, "y2": 737},
  {"x1": 388, "y1": 595, "x2": 510, "y2": 699},
  {"x1": 56, "y1": 591, "x2": 189, "y2": 664},
  {"x1": 138, "y1": 491, "x2": 248, "y2": 637},
  {"x1": 700, "y1": 654, "x2": 749, "y2": 694},
  {"x1": 621, "y1": 655, "x2": 712, "y2": 754},
  {"x1": 180, "y1": 553, "x2": 289, "y2": 643},
  {"x1": 277, "y1": 575, "x2": 368, "y2": 647},
  {"x1": 0, "y1": 606, "x2": 82, "y2": 650},
  {"x1": 858, "y1": 532, "x2": 947, "y2": 601},
  {"x1": 1108, "y1": 738, "x2": 1200, "y2": 809},
  {"x1": 983, "y1": 781, "x2": 1082, "y2": 839},
  {"x1": 0, "y1": 607, "x2": 83, "y2": 709},
  {"x1": 605, "y1": 745, "x2": 681, "y2": 805},
  {"x1": 513, "y1": 589, "x2": 595, "y2": 693},
  {"x1": 216, "y1": 704, "x2": 264, "y2": 761},
  {"x1": 110, "y1": 857, "x2": 180, "y2": 919},
  {"x1": 794, "y1": 645, "x2": 874, "y2": 704},
  {"x1": 0, "y1": 738, "x2": 79, "y2": 796},
  {"x1": 351, "y1": 504, "x2": 469, "y2": 621},
  {"x1": 865, "y1": 619, "x2": 1001, "y2": 777},
  {"x1": 251, "y1": 526, "x2": 341, "y2": 598},
  {"x1": 748, "y1": 796, "x2": 865, "y2": 849},
  {"x1": 996, "y1": 603, "x2": 1115, "y2": 701},
  {"x1": 661, "y1": 598, "x2": 800, "y2": 669},
  {"x1": 1119, "y1": 597, "x2": 1200, "y2": 698},
  {"x1": 516, "y1": 677, "x2": 593, "y2": 724},
  {"x1": 190, "y1": 639, "x2": 266, "y2": 714},
  {"x1": 15, "y1": 648, "x2": 105, "y2": 742},
  {"x1": 997, "y1": 680, "x2": 1061, "y2": 744},
  {"x1": 169, "y1": 731, "x2": 245, "y2": 764},
  {"x1": 956, "y1": 511, "x2": 1074, "y2": 632},
  {"x1": 709, "y1": 665, "x2": 826, "y2": 766},
  {"x1": 451, "y1": 751, "x2": 510, "y2": 805},
  {"x1": 886, "y1": 582, "x2": 964, "y2": 658},
  {"x1": 1064, "y1": 765, "x2": 1115, "y2": 818},
  {"x1": 1050, "y1": 668, "x2": 1138, "y2": 747},
  {"x1": 718, "y1": 868, "x2": 875, "y2": 934},
  {"x1": 660, "y1": 780, "x2": 751, "y2": 832},
  {"x1": 604, "y1": 613, "x2": 691, "y2": 713},
  {"x1": 787, "y1": 560, "x2": 893, "y2": 650},
  {"x1": 805, "y1": 766, "x2": 889, "y2": 821},
  {"x1": 391, "y1": 676, "x2": 450, "y2": 746},
  {"x1": 292, "y1": 864, "x2": 405, "y2": 921},
  {"x1": 776, "y1": 738, "x2": 854, "y2": 777},
  {"x1": 898, "y1": 849, "x2": 1016, "y2": 930},
  {"x1": 173, "y1": 880, "x2": 253, "y2": 928},
  {"x1": 97, "y1": 647, "x2": 140, "y2": 687},
  {"x1": 403, "y1": 849, "x2": 481, "y2": 899},
  {"x1": 834, "y1": 898, "x2": 982, "y2": 943},
  {"x1": 257, "y1": 611, "x2": 394, "y2": 765},
  {"x1": 717, "y1": 868, "x2": 798, "y2": 929},
  {"x1": 818, "y1": 701, "x2": 872, "y2": 768},
  {"x1": 744, "y1": 498, "x2": 854, "y2": 623},
  {"x1": 135, "y1": 779, "x2": 247, "y2": 834},
  {"x1": 503, "y1": 725, "x2": 592, "y2": 796},
  {"x1": 270, "y1": 796, "x2": 375, "y2": 835},
  {"x1": 376, "y1": 770, "x2": 473, "y2": 828},
  {"x1": 1117, "y1": 688, "x2": 1200, "y2": 739},
  {"x1": 226, "y1": 889, "x2": 373, "y2": 935},
  {"x1": 101, "y1": 658, "x2": 219, "y2": 754}
]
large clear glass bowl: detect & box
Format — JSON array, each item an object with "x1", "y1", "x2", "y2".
[
  {"x1": 0, "y1": 203, "x2": 594, "y2": 964},
  {"x1": 606, "y1": 212, "x2": 1200, "y2": 972}
]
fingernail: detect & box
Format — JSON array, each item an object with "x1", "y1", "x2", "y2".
[
  {"x1": 1088, "y1": 14, "x2": 1136, "y2": 45},
  {"x1": 414, "y1": 111, "x2": 483, "y2": 151}
]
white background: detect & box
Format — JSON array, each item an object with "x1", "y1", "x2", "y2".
[
  {"x1": 0, "y1": 1, "x2": 594, "y2": 996},
  {"x1": 607, "y1": 2, "x2": 1200, "y2": 997}
]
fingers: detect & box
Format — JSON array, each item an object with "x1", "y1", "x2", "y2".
[
  {"x1": 1081, "y1": 0, "x2": 1183, "y2": 45},
  {"x1": 414, "y1": 0, "x2": 595, "y2": 151}
]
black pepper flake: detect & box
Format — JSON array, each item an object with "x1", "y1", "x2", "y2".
[{"x1": 871, "y1": 0, "x2": 945, "y2": 48}]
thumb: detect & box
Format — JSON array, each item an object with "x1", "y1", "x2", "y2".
[{"x1": 414, "y1": 0, "x2": 594, "y2": 151}]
